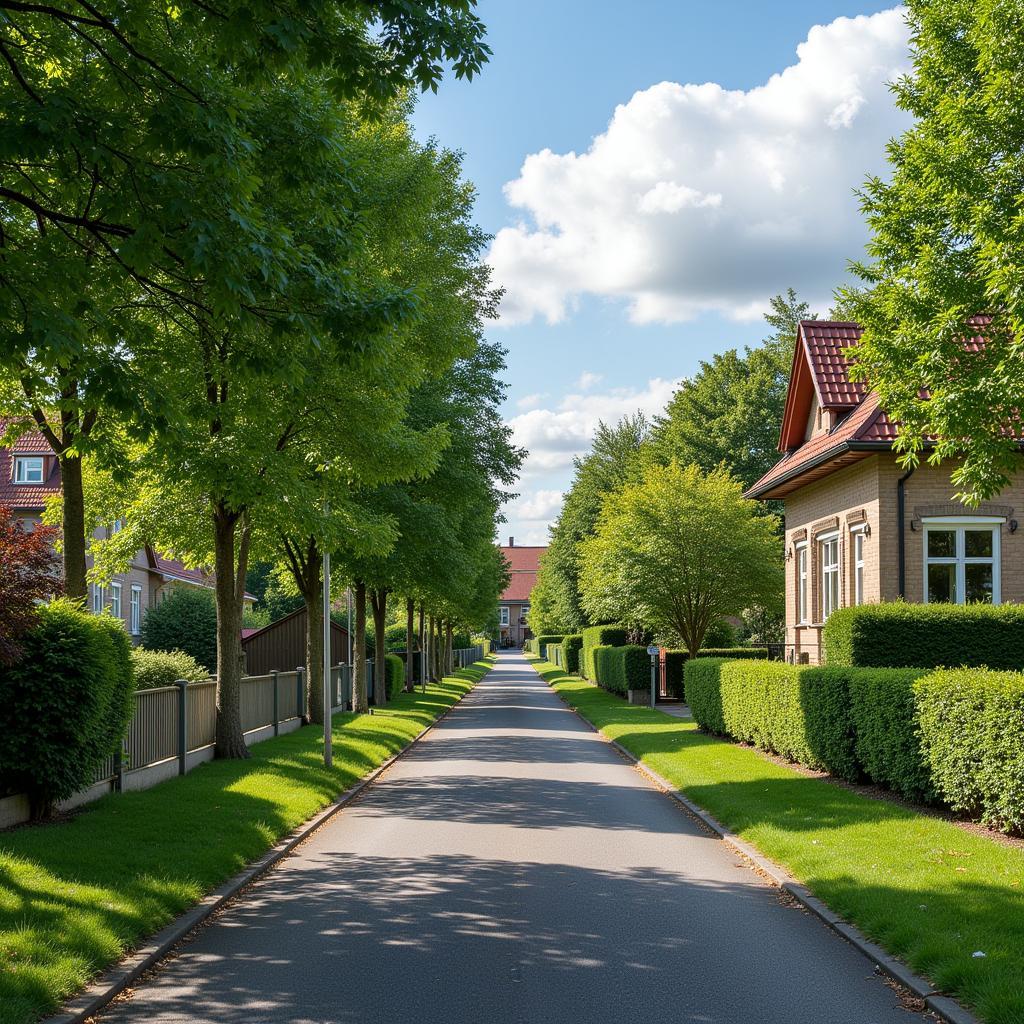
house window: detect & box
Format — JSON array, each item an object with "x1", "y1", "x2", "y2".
[
  {"x1": 91, "y1": 584, "x2": 105, "y2": 615},
  {"x1": 14, "y1": 456, "x2": 44, "y2": 484},
  {"x1": 130, "y1": 585, "x2": 142, "y2": 634},
  {"x1": 111, "y1": 518, "x2": 125, "y2": 535},
  {"x1": 852, "y1": 529, "x2": 866, "y2": 606},
  {"x1": 923, "y1": 518, "x2": 1001, "y2": 605},
  {"x1": 110, "y1": 581, "x2": 122, "y2": 619},
  {"x1": 820, "y1": 534, "x2": 840, "y2": 620},
  {"x1": 796, "y1": 543, "x2": 808, "y2": 624},
  {"x1": 499, "y1": 606, "x2": 510, "y2": 627}
]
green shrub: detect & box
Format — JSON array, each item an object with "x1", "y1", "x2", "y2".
[
  {"x1": 534, "y1": 634, "x2": 564, "y2": 659},
  {"x1": 592, "y1": 645, "x2": 649, "y2": 694},
  {"x1": 700, "y1": 647, "x2": 769, "y2": 660},
  {"x1": 131, "y1": 648, "x2": 208, "y2": 689},
  {"x1": 848, "y1": 667, "x2": 933, "y2": 801},
  {"x1": 823, "y1": 602, "x2": 1024, "y2": 669},
  {"x1": 684, "y1": 659, "x2": 860, "y2": 779},
  {"x1": 560, "y1": 634, "x2": 583, "y2": 674},
  {"x1": 662, "y1": 648, "x2": 769, "y2": 700},
  {"x1": 0, "y1": 600, "x2": 134, "y2": 816},
  {"x1": 141, "y1": 587, "x2": 217, "y2": 671},
  {"x1": 916, "y1": 668, "x2": 1024, "y2": 831},
  {"x1": 385, "y1": 653, "x2": 405, "y2": 698},
  {"x1": 703, "y1": 618, "x2": 737, "y2": 648},
  {"x1": 581, "y1": 624, "x2": 629, "y2": 679}
]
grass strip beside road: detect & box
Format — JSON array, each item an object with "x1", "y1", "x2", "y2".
[
  {"x1": 530, "y1": 657, "x2": 1024, "y2": 1024},
  {"x1": 0, "y1": 659, "x2": 491, "y2": 1024}
]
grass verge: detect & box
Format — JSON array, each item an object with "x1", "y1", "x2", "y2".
[
  {"x1": 0, "y1": 659, "x2": 491, "y2": 1024},
  {"x1": 530, "y1": 657, "x2": 1024, "y2": 1024}
]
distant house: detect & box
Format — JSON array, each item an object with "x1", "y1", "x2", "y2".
[
  {"x1": 1, "y1": 423, "x2": 252, "y2": 641},
  {"x1": 746, "y1": 320, "x2": 1024, "y2": 664},
  {"x1": 498, "y1": 537, "x2": 545, "y2": 647}
]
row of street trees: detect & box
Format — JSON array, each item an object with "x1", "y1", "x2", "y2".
[{"x1": 0, "y1": 2, "x2": 520, "y2": 757}]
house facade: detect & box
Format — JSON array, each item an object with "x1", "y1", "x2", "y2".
[
  {"x1": 746, "y1": 321, "x2": 1024, "y2": 664},
  {"x1": 1, "y1": 424, "x2": 242, "y2": 642},
  {"x1": 498, "y1": 538, "x2": 545, "y2": 647}
]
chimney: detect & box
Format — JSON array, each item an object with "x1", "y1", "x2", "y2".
[{"x1": 509, "y1": 536, "x2": 514, "y2": 547}]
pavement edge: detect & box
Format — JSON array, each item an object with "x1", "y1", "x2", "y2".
[
  {"x1": 42, "y1": 661, "x2": 494, "y2": 1024},
  {"x1": 536, "y1": 662, "x2": 980, "y2": 1024}
]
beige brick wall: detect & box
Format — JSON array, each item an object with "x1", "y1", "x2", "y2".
[{"x1": 783, "y1": 454, "x2": 1024, "y2": 662}]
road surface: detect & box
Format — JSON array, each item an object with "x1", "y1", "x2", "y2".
[{"x1": 101, "y1": 650, "x2": 926, "y2": 1024}]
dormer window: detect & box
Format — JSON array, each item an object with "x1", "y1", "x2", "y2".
[{"x1": 14, "y1": 456, "x2": 44, "y2": 484}]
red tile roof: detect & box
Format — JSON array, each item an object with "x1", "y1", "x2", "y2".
[
  {"x1": 0, "y1": 423, "x2": 62, "y2": 511},
  {"x1": 800, "y1": 322, "x2": 867, "y2": 408},
  {"x1": 499, "y1": 544, "x2": 545, "y2": 603}
]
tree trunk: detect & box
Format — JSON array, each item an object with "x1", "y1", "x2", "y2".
[
  {"x1": 404, "y1": 596, "x2": 416, "y2": 692},
  {"x1": 302, "y1": 540, "x2": 324, "y2": 724},
  {"x1": 213, "y1": 504, "x2": 250, "y2": 759},
  {"x1": 432, "y1": 616, "x2": 442, "y2": 681},
  {"x1": 445, "y1": 621, "x2": 454, "y2": 676},
  {"x1": 353, "y1": 579, "x2": 368, "y2": 713},
  {"x1": 59, "y1": 453, "x2": 88, "y2": 601},
  {"x1": 370, "y1": 587, "x2": 388, "y2": 707}
]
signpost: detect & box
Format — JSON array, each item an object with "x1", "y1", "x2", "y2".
[{"x1": 647, "y1": 645, "x2": 659, "y2": 708}]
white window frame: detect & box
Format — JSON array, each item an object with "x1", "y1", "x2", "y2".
[
  {"x1": 130, "y1": 584, "x2": 142, "y2": 634},
  {"x1": 819, "y1": 531, "x2": 840, "y2": 621},
  {"x1": 851, "y1": 525, "x2": 866, "y2": 606},
  {"x1": 499, "y1": 606, "x2": 510, "y2": 627},
  {"x1": 922, "y1": 516, "x2": 1002, "y2": 605},
  {"x1": 14, "y1": 456, "x2": 44, "y2": 484},
  {"x1": 111, "y1": 518, "x2": 125, "y2": 535},
  {"x1": 91, "y1": 583, "x2": 105, "y2": 615},
  {"x1": 795, "y1": 542, "x2": 809, "y2": 624},
  {"x1": 110, "y1": 580, "x2": 122, "y2": 619}
]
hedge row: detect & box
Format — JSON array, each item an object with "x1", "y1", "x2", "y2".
[
  {"x1": 384, "y1": 653, "x2": 405, "y2": 698},
  {"x1": 581, "y1": 624, "x2": 629, "y2": 680},
  {"x1": 560, "y1": 634, "x2": 583, "y2": 674},
  {"x1": 662, "y1": 648, "x2": 769, "y2": 698},
  {"x1": 823, "y1": 602, "x2": 1024, "y2": 669},
  {"x1": 685, "y1": 659, "x2": 1024, "y2": 831},
  {"x1": 531, "y1": 633, "x2": 564, "y2": 656},
  {"x1": 592, "y1": 644, "x2": 650, "y2": 694}
]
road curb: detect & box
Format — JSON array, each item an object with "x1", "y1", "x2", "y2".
[
  {"x1": 43, "y1": 666, "x2": 491, "y2": 1024},
  {"x1": 541, "y1": 672, "x2": 980, "y2": 1024}
]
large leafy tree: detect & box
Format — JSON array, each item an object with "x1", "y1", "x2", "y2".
[
  {"x1": 532, "y1": 414, "x2": 650, "y2": 632},
  {"x1": 579, "y1": 462, "x2": 783, "y2": 656},
  {"x1": 649, "y1": 290, "x2": 815, "y2": 491},
  {"x1": 840, "y1": 0, "x2": 1024, "y2": 503}
]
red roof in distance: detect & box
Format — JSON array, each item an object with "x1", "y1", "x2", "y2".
[{"x1": 499, "y1": 543, "x2": 545, "y2": 603}]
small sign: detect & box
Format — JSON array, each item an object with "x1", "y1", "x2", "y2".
[{"x1": 647, "y1": 646, "x2": 660, "y2": 657}]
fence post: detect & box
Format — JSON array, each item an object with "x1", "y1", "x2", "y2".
[
  {"x1": 296, "y1": 666, "x2": 304, "y2": 723},
  {"x1": 174, "y1": 679, "x2": 188, "y2": 776},
  {"x1": 113, "y1": 740, "x2": 124, "y2": 793},
  {"x1": 271, "y1": 670, "x2": 279, "y2": 736}
]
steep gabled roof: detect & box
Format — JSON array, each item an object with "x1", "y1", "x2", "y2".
[
  {"x1": 499, "y1": 544, "x2": 544, "y2": 603},
  {"x1": 0, "y1": 421, "x2": 62, "y2": 511}
]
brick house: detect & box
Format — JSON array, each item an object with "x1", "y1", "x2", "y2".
[
  {"x1": 745, "y1": 320, "x2": 1024, "y2": 664},
  {"x1": 498, "y1": 538, "x2": 545, "y2": 648},
  {"x1": 1, "y1": 424, "x2": 247, "y2": 641}
]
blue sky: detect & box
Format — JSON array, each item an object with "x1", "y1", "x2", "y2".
[{"x1": 411, "y1": 1, "x2": 910, "y2": 545}]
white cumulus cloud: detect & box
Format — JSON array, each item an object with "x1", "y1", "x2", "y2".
[
  {"x1": 488, "y1": 8, "x2": 911, "y2": 326},
  {"x1": 515, "y1": 489, "x2": 565, "y2": 523}
]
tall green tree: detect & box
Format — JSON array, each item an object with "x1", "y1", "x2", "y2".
[
  {"x1": 839, "y1": 0, "x2": 1024, "y2": 504},
  {"x1": 579, "y1": 462, "x2": 783, "y2": 656}
]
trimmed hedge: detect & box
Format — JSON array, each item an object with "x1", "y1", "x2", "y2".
[
  {"x1": 131, "y1": 647, "x2": 209, "y2": 689},
  {"x1": 533, "y1": 634, "x2": 564, "y2": 658},
  {"x1": 140, "y1": 586, "x2": 217, "y2": 671},
  {"x1": 385, "y1": 653, "x2": 405, "y2": 699},
  {"x1": 916, "y1": 668, "x2": 1024, "y2": 831},
  {"x1": 592, "y1": 644, "x2": 650, "y2": 695},
  {"x1": 581, "y1": 624, "x2": 629, "y2": 680},
  {"x1": 0, "y1": 600, "x2": 134, "y2": 816},
  {"x1": 560, "y1": 634, "x2": 583, "y2": 674},
  {"x1": 663, "y1": 648, "x2": 770, "y2": 699},
  {"x1": 823, "y1": 602, "x2": 1024, "y2": 669},
  {"x1": 685, "y1": 659, "x2": 928, "y2": 785}
]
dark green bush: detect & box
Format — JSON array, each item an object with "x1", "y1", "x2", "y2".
[
  {"x1": 592, "y1": 645, "x2": 615, "y2": 690},
  {"x1": 702, "y1": 618, "x2": 737, "y2": 648},
  {"x1": 534, "y1": 634, "x2": 564, "y2": 660},
  {"x1": 560, "y1": 634, "x2": 583, "y2": 674},
  {"x1": 700, "y1": 647, "x2": 769, "y2": 660},
  {"x1": 131, "y1": 647, "x2": 208, "y2": 689},
  {"x1": 592, "y1": 645, "x2": 650, "y2": 694},
  {"x1": 140, "y1": 587, "x2": 217, "y2": 671},
  {"x1": 385, "y1": 653, "x2": 405, "y2": 698},
  {"x1": 823, "y1": 602, "x2": 1024, "y2": 669},
  {"x1": 915, "y1": 668, "x2": 1024, "y2": 831},
  {"x1": 684, "y1": 658, "x2": 727, "y2": 734},
  {"x1": 848, "y1": 667, "x2": 933, "y2": 801},
  {"x1": 0, "y1": 600, "x2": 134, "y2": 816},
  {"x1": 662, "y1": 649, "x2": 769, "y2": 699},
  {"x1": 581, "y1": 624, "x2": 629, "y2": 679}
]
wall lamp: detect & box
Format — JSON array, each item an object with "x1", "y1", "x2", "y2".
[{"x1": 1011, "y1": 520, "x2": 1019, "y2": 534}]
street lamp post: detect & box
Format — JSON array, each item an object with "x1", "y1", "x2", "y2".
[
  {"x1": 322, "y1": 543, "x2": 332, "y2": 768},
  {"x1": 647, "y1": 645, "x2": 659, "y2": 708}
]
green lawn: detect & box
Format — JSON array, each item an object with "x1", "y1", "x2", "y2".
[
  {"x1": 530, "y1": 657, "x2": 1024, "y2": 1024},
  {"x1": 0, "y1": 660, "x2": 491, "y2": 1024}
]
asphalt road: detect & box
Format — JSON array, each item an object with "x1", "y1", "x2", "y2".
[{"x1": 101, "y1": 651, "x2": 927, "y2": 1024}]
